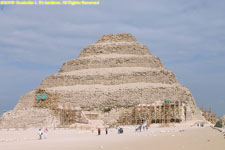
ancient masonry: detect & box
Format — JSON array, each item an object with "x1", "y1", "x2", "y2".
[
  {"x1": 0, "y1": 33, "x2": 204, "y2": 128},
  {"x1": 222, "y1": 115, "x2": 225, "y2": 128},
  {"x1": 200, "y1": 107, "x2": 217, "y2": 124},
  {"x1": 216, "y1": 115, "x2": 225, "y2": 128}
]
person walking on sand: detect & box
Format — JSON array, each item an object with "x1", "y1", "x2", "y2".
[
  {"x1": 43, "y1": 128, "x2": 48, "y2": 139},
  {"x1": 98, "y1": 128, "x2": 101, "y2": 135},
  {"x1": 38, "y1": 128, "x2": 43, "y2": 140},
  {"x1": 105, "y1": 127, "x2": 108, "y2": 135},
  {"x1": 146, "y1": 126, "x2": 148, "y2": 131}
]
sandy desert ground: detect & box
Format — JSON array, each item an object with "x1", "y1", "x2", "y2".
[{"x1": 0, "y1": 126, "x2": 225, "y2": 150}]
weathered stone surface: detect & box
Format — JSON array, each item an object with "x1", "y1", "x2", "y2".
[
  {"x1": 0, "y1": 108, "x2": 57, "y2": 128},
  {"x1": 0, "y1": 33, "x2": 203, "y2": 128},
  {"x1": 44, "y1": 83, "x2": 196, "y2": 118},
  {"x1": 221, "y1": 115, "x2": 225, "y2": 128},
  {"x1": 215, "y1": 115, "x2": 225, "y2": 128},
  {"x1": 14, "y1": 91, "x2": 35, "y2": 111},
  {"x1": 79, "y1": 42, "x2": 150, "y2": 57},
  {"x1": 40, "y1": 67, "x2": 177, "y2": 88},
  {"x1": 222, "y1": 115, "x2": 225, "y2": 121},
  {"x1": 60, "y1": 55, "x2": 162, "y2": 72},
  {"x1": 96, "y1": 33, "x2": 137, "y2": 43}
]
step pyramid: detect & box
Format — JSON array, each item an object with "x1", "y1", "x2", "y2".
[{"x1": 0, "y1": 33, "x2": 203, "y2": 128}]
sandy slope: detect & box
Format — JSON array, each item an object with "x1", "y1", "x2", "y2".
[{"x1": 0, "y1": 126, "x2": 224, "y2": 150}]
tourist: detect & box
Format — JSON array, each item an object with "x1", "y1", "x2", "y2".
[
  {"x1": 118, "y1": 127, "x2": 123, "y2": 134},
  {"x1": 38, "y1": 128, "x2": 43, "y2": 140},
  {"x1": 136, "y1": 126, "x2": 140, "y2": 132},
  {"x1": 43, "y1": 128, "x2": 48, "y2": 139},
  {"x1": 98, "y1": 127, "x2": 101, "y2": 135},
  {"x1": 105, "y1": 127, "x2": 108, "y2": 135},
  {"x1": 146, "y1": 126, "x2": 149, "y2": 130}
]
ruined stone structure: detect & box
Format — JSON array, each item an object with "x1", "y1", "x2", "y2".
[
  {"x1": 200, "y1": 107, "x2": 217, "y2": 124},
  {"x1": 0, "y1": 33, "x2": 203, "y2": 128},
  {"x1": 222, "y1": 115, "x2": 225, "y2": 128},
  {"x1": 215, "y1": 115, "x2": 225, "y2": 128},
  {"x1": 220, "y1": 115, "x2": 225, "y2": 128}
]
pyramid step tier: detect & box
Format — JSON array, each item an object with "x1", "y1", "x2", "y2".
[
  {"x1": 60, "y1": 54, "x2": 162, "y2": 72},
  {"x1": 96, "y1": 33, "x2": 137, "y2": 43},
  {"x1": 79, "y1": 42, "x2": 150, "y2": 57},
  {"x1": 0, "y1": 108, "x2": 55, "y2": 128},
  {"x1": 40, "y1": 67, "x2": 178, "y2": 88},
  {"x1": 44, "y1": 83, "x2": 195, "y2": 111}
]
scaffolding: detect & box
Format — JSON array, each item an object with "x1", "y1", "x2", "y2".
[
  {"x1": 34, "y1": 89, "x2": 89, "y2": 127},
  {"x1": 58, "y1": 104, "x2": 88, "y2": 126},
  {"x1": 33, "y1": 88, "x2": 59, "y2": 110},
  {"x1": 200, "y1": 107, "x2": 217, "y2": 124},
  {"x1": 119, "y1": 102, "x2": 182, "y2": 126}
]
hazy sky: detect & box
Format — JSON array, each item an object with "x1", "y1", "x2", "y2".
[{"x1": 0, "y1": 0, "x2": 225, "y2": 117}]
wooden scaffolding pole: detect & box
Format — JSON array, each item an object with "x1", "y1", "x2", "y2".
[
  {"x1": 148, "y1": 106, "x2": 152, "y2": 126},
  {"x1": 125, "y1": 110, "x2": 128, "y2": 125},
  {"x1": 135, "y1": 107, "x2": 138, "y2": 125},
  {"x1": 168, "y1": 103, "x2": 171, "y2": 124},
  {"x1": 140, "y1": 105, "x2": 143, "y2": 124},
  {"x1": 155, "y1": 106, "x2": 157, "y2": 123},
  {"x1": 178, "y1": 103, "x2": 181, "y2": 122},
  {"x1": 175, "y1": 103, "x2": 178, "y2": 122},
  {"x1": 131, "y1": 107, "x2": 135, "y2": 125},
  {"x1": 145, "y1": 105, "x2": 148, "y2": 122},
  {"x1": 162, "y1": 103, "x2": 165, "y2": 126},
  {"x1": 121, "y1": 110, "x2": 124, "y2": 125}
]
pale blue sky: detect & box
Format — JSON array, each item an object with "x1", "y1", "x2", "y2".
[{"x1": 0, "y1": 0, "x2": 225, "y2": 117}]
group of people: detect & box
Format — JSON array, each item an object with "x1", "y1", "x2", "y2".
[
  {"x1": 38, "y1": 128, "x2": 48, "y2": 140},
  {"x1": 38, "y1": 125, "x2": 149, "y2": 139},
  {"x1": 136, "y1": 125, "x2": 148, "y2": 132},
  {"x1": 98, "y1": 127, "x2": 108, "y2": 135},
  {"x1": 97, "y1": 125, "x2": 149, "y2": 135},
  {"x1": 98, "y1": 126, "x2": 124, "y2": 135}
]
